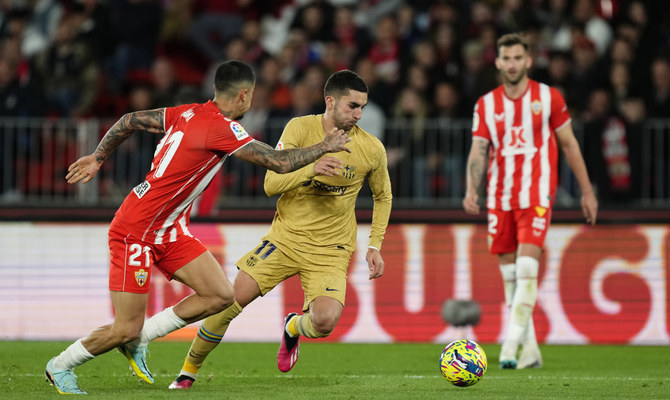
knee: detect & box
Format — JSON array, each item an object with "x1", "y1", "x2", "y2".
[
  {"x1": 208, "y1": 291, "x2": 235, "y2": 314},
  {"x1": 311, "y1": 313, "x2": 338, "y2": 335}
]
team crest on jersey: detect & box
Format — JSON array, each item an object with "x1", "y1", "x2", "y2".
[
  {"x1": 531, "y1": 100, "x2": 543, "y2": 115},
  {"x1": 342, "y1": 164, "x2": 356, "y2": 179},
  {"x1": 230, "y1": 121, "x2": 249, "y2": 140},
  {"x1": 275, "y1": 141, "x2": 284, "y2": 150},
  {"x1": 246, "y1": 255, "x2": 257, "y2": 268},
  {"x1": 135, "y1": 268, "x2": 148, "y2": 287}
]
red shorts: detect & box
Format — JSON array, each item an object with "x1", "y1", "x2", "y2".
[
  {"x1": 487, "y1": 207, "x2": 552, "y2": 254},
  {"x1": 108, "y1": 219, "x2": 207, "y2": 293}
]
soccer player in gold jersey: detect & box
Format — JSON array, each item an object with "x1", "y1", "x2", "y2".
[{"x1": 169, "y1": 70, "x2": 393, "y2": 388}]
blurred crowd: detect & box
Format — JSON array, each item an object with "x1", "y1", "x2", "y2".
[{"x1": 1, "y1": 0, "x2": 670, "y2": 204}]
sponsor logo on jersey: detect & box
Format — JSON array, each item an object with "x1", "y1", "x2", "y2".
[
  {"x1": 275, "y1": 141, "x2": 284, "y2": 150},
  {"x1": 135, "y1": 268, "x2": 148, "y2": 287},
  {"x1": 342, "y1": 164, "x2": 356, "y2": 179},
  {"x1": 501, "y1": 125, "x2": 537, "y2": 156},
  {"x1": 181, "y1": 109, "x2": 195, "y2": 121},
  {"x1": 230, "y1": 121, "x2": 249, "y2": 140},
  {"x1": 531, "y1": 100, "x2": 543, "y2": 115},
  {"x1": 532, "y1": 216, "x2": 546, "y2": 231},
  {"x1": 494, "y1": 112, "x2": 505, "y2": 121},
  {"x1": 325, "y1": 287, "x2": 340, "y2": 292},
  {"x1": 133, "y1": 180, "x2": 151, "y2": 199},
  {"x1": 312, "y1": 180, "x2": 347, "y2": 195}
]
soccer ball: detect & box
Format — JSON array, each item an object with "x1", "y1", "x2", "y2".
[{"x1": 439, "y1": 339, "x2": 487, "y2": 387}]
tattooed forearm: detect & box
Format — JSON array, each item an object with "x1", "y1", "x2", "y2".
[
  {"x1": 236, "y1": 140, "x2": 329, "y2": 173},
  {"x1": 467, "y1": 140, "x2": 489, "y2": 187},
  {"x1": 93, "y1": 109, "x2": 164, "y2": 163}
]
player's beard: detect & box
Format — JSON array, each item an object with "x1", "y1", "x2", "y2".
[
  {"x1": 502, "y1": 65, "x2": 528, "y2": 86},
  {"x1": 332, "y1": 106, "x2": 356, "y2": 132}
]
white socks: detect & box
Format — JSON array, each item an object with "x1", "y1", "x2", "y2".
[
  {"x1": 499, "y1": 263, "x2": 517, "y2": 308},
  {"x1": 505, "y1": 256, "x2": 539, "y2": 346},
  {"x1": 136, "y1": 306, "x2": 187, "y2": 347},
  {"x1": 52, "y1": 338, "x2": 95, "y2": 370}
]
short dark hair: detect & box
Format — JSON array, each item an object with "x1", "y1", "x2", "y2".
[
  {"x1": 497, "y1": 33, "x2": 529, "y2": 53},
  {"x1": 214, "y1": 60, "x2": 255, "y2": 96},
  {"x1": 324, "y1": 70, "x2": 368, "y2": 98}
]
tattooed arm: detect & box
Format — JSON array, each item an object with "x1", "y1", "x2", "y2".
[
  {"x1": 462, "y1": 138, "x2": 489, "y2": 214},
  {"x1": 233, "y1": 127, "x2": 351, "y2": 174},
  {"x1": 66, "y1": 109, "x2": 165, "y2": 184}
]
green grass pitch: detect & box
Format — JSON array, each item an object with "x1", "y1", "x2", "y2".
[{"x1": 1, "y1": 341, "x2": 668, "y2": 399}]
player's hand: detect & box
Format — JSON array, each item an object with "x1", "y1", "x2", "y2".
[
  {"x1": 581, "y1": 190, "x2": 598, "y2": 225},
  {"x1": 322, "y1": 127, "x2": 351, "y2": 153},
  {"x1": 366, "y1": 247, "x2": 384, "y2": 280},
  {"x1": 66, "y1": 154, "x2": 101, "y2": 184},
  {"x1": 313, "y1": 156, "x2": 343, "y2": 176},
  {"x1": 462, "y1": 191, "x2": 480, "y2": 214}
]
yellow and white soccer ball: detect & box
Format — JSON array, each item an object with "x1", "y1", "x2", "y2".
[{"x1": 439, "y1": 339, "x2": 487, "y2": 387}]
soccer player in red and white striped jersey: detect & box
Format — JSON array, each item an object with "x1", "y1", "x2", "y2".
[
  {"x1": 463, "y1": 34, "x2": 598, "y2": 370},
  {"x1": 45, "y1": 61, "x2": 351, "y2": 395}
]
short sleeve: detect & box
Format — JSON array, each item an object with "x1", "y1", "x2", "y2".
[
  {"x1": 549, "y1": 87, "x2": 571, "y2": 131},
  {"x1": 206, "y1": 119, "x2": 254, "y2": 154},
  {"x1": 164, "y1": 104, "x2": 190, "y2": 128},
  {"x1": 472, "y1": 98, "x2": 490, "y2": 141}
]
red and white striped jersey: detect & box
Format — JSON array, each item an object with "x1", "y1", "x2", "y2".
[
  {"x1": 114, "y1": 101, "x2": 254, "y2": 244},
  {"x1": 472, "y1": 79, "x2": 571, "y2": 211}
]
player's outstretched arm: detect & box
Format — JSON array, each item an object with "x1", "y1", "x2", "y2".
[
  {"x1": 234, "y1": 127, "x2": 351, "y2": 174},
  {"x1": 463, "y1": 138, "x2": 489, "y2": 214},
  {"x1": 555, "y1": 124, "x2": 598, "y2": 225},
  {"x1": 66, "y1": 109, "x2": 165, "y2": 184}
]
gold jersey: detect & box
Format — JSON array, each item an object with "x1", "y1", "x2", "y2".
[{"x1": 263, "y1": 114, "x2": 392, "y2": 254}]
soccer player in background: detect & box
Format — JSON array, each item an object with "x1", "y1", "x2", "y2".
[
  {"x1": 462, "y1": 33, "x2": 598, "y2": 369},
  {"x1": 44, "y1": 60, "x2": 351, "y2": 395},
  {"x1": 169, "y1": 70, "x2": 392, "y2": 389}
]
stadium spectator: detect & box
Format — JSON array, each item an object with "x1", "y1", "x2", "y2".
[
  {"x1": 168, "y1": 69, "x2": 391, "y2": 389},
  {"x1": 187, "y1": 0, "x2": 253, "y2": 62},
  {"x1": 567, "y1": 35, "x2": 600, "y2": 114},
  {"x1": 430, "y1": 22, "x2": 460, "y2": 79},
  {"x1": 239, "y1": 19, "x2": 270, "y2": 67},
  {"x1": 411, "y1": 40, "x2": 448, "y2": 88},
  {"x1": 70, "y1": 0, "x2": 114, "y2": 63},
  {"x1": 463, "y1": 33, "x2": 597, "y2": 370},
  {"x1": 289, "y1": 0, "x2": 335, "y2": 45},
  {"x1": 150, "y1": 57, "x2": 181, "y2": 108},
  {"x1": 333, "y1": 5, "x2": 370, "y2": 66},
  {"x1": 0, "y1": 54, "x2": 43, "y2": 116},
  {"x1": 608, "y1": 61, "x2": 632, "y2": 114},
  {"x1": 533, "y1": 49, "x2": 571, "y2": 96},
  {"x1": 646, "y1": 56, "x2": 670, "y2": 118},
  {"x1": 367, "y1": 14, "x2": 404, "y2": 85},
  {"x1": 33, "y1": 15, "x2": 99, "y2": 117},
  {"x1": 17, "y1": 0, "x2": 64, "y2": 58},
  {"x1": 354, "y1": 56, "x2": 397, "y2": 115},
  {"x1": 390, "y1": 86, "x2": 429, "y2": 198},
  {"x1": 552, "y1": 0, "x2": 613, "y2": 57},
  {"x1": 105, "y1": 0, "x2": 162, "y2": 92},
  {"x1": 460, "y1": 39, "x2": 498, "y2": 111},
  {"x1": 44, "y1": 60, "x2": 352, "y2": 395},
  {"x1": 582, "y1": 87, "x2": 634, "y2": 202}
]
